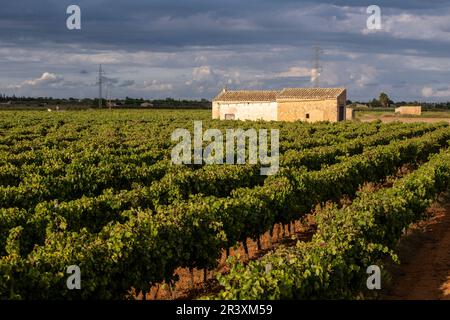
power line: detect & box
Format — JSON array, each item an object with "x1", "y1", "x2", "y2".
[
  {"x1": 313, "y1": 46, "x2": 323, "y2": 88},
  {"x1": 97, "y1": 64, "x2": 104, "y2": 108},
  {"x1": 105, "y1": 82, "x2": 113, "y2": 110}
]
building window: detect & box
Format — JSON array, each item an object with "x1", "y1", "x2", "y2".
[
  {"x1": 225, "y1": 114, "x2": 235, "y2": 120},
  {"x1": 306, "y1": 113, "x2": 310, "y2": 119}
]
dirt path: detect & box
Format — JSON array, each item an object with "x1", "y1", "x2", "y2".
[{"x1": 382, "y1": 200, "x2": 450, "y2": 300}]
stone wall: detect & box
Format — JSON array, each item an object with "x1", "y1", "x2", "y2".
[
  {"x1": 346, "y1": 107, "x2": 355, "y2": 120},
  {"x1": 212, "y1": 101, "x2": 220, "y2": 119},
  {"x1": 277, "y1": 99, "x2": 339, "y2": 122}
]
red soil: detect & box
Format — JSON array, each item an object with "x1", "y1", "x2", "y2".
[
  {"x1": 135, "y1": 216, "x2": 316, "y2": 300},
  {"x1": 382, "y1": 199, "x2": 450, "y2": 300}
]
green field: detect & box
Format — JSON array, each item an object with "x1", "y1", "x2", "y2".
[{"x1": 1, "y1": 109, "x2": 450, "y2": 299}]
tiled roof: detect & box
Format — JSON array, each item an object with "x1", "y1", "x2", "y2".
[
  {"x1": 213, "y1": 88, "x2": 345, "y2": 102},
  {"x1": 213, "y1": 90, "x2": 280, "y2": 102},
  {"x1": 277, "y1": 88, "x2": 346, "y2": 100}
]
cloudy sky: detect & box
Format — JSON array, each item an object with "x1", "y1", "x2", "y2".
[{"x1": 0, "y1": 0, "x2": 449, "y2": 101}]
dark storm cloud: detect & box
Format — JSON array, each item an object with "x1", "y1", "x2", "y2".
[
  {"x1": 304, "y1": 0, "x2": 450, "y2": 9},
  {"x1": 0, "y1": 0, "x2": 448, "y2": 51},
  {"x1": 0, "y1": 0, "x2": 450, "y2": 101}
]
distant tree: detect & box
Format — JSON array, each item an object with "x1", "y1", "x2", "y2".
[
  {"x1": 370, "y1": 98, "x2": 382, "y2": 108},
  {"x1": 379, "y1": 92, "x2": 391, "y2": 108}
]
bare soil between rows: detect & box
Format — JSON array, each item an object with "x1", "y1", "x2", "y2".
[
  {"x1": 381, "y1": 195, "x2": 450, "y2": 300},
  {"x1": 137, "y1": 217, "x2": 317, "y2": 300}
]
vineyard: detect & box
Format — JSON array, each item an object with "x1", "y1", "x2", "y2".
[{"x1": 1, "y1": 109, "x2": 450, "y2": 299}]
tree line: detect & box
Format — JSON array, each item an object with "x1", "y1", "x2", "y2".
[
  {"x1": 0, "y1": 94, "x2": 211, "y2": 109},
  {"x1": 347, "y1": 92, "x2": 450, "y2": 110}
]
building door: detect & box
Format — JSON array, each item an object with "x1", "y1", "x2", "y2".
[{"x1": 338, "y1": 106, "x2": 345, "y2": 121}]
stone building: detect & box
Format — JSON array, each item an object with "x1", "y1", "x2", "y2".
[
  {"x1": 345, "y1": 107, "x2": 355, "y2": 121},
  {"x1": 212, "y1": 87, "x2": 347, "y2": 122},
  {"x1": 395, "y1": 106, "x2": 422, "y2": 116}
]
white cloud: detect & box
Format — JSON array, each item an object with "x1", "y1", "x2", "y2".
[
  {"x1": 310, "y1": 68, "x2": 320, "y2": 84},
  {"x1": 422, "y1": 86, "x2": 450, "y2": 98},
  {"x1": 299, "y1": 5, "x2": 450, "y2": 43},
  {"x1": 382, "y1": 12, "x2": 450, "y2": 42},
  {"x1": 377, "y1": 54, "x2": 450, "y2": 72},
  {"x1": 7, "y1": 72, "x2": 63, "y2": 89},
  {"x1": 192, "y1": 65, "x2": 214, "y2": 80},
  {"x1": 185, "y1": 65, "x2": 223, "y2": 94},
  {"x1": 422, "y1": 86, "x2": 434, "y2": 97},
  {"x1": 26, "y1": 72, "x2": 59, "y2": 85},
  {"x1": 276, "y1": 66, "x2": 311, "y2": 78},
  {"x1": 354, "y1": 65, "x2": 378, "y2": 88}
]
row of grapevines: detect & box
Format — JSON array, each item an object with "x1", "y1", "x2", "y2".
[
  {"x1": 0, "y1": 159, "x2": 171, "y2": 209},
  {"x1": 0, "y1": 113, "x2": 399, "y2": 191},
  {"x1": 142, "y1": 122, "x2": 444, "y2": 207},
  {"x1": 212, "y1": 145, "x2": 450, "y2": 299},
  {"x1": 3, "y1": 122, "x2": 443, "y2": 244},
  {"x1": 279, "y1": 121, "x2": 407, "y2": 152},
  {"x1": 1, "y1": 118, "x2": 437, "y2": 214},
  {"x1": 2, "y1": 126, "x2": 450, "y2": 299}
]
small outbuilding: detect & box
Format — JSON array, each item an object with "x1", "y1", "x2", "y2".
[
  {"x1": 395, "y1": 106, "x2": 422, "y2": 116},
  {"x1": 345, "y1": 107, "x2": 355, "y2": 121},
  {"x1": 140, "y1": 102, "x2": 154, "y2": 108}
]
